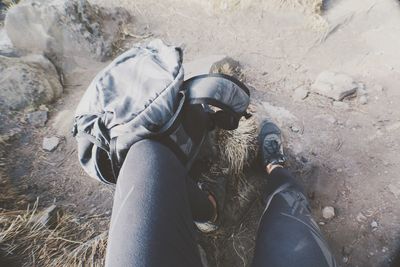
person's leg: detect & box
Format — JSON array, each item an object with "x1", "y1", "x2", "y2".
[
  {"x1": 253, "y1": 121, "x2": 336, "y2": 267},
  {"x1": 252, "y1": 166, "x2": 336, "y2": 267},
  {"x1": 105, "y1": 139, "x2": 214, "y2": 267}
]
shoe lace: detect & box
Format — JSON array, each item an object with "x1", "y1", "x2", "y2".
[{"x1": 265, "y1": 139, "x2": 280, "y2": 155}]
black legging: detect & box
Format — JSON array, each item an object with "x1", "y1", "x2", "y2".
[
  {"x1": 252, "y1": 167, "x2": 336, "y2": 267},
  {"x1": 105, "y1": 140, "x2": 336, "y2": 267}
]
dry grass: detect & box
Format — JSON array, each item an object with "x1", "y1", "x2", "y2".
[
  {"x1": 210, "y1": 56, "x2": 245, "y2": 82},
  {"x1": 1, "y1": 0, "x2": 20, "y2": 11},
  {"x1": 0, "y1": 128, "x2": 109, "y2": 266},
  {"x1": 0, "y1": 201, "x2": 108, "y2": 266},
  {"x1": 215, "y1": 115, "x2": 258, "y2": 177},
  {"x1": 0, "y1": 135, "x2": 19, "y2": 208}
]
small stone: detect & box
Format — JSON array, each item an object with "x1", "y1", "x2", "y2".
[
  {"x1": 318, "y1": 221, "x2": 326, "y2": 226},
  {"x1": 383, "y1": 161, "x2": 390, "y2": 166},
  {"x1": 328, "y1": 117, "x2": 337, "y2": 124},
  {"x1": 31, "y1": 205, "x2": 61, "y2": 228},
  {"x1": 322, "y1": 206, "x2": 335, "y2": 220},
  {"x1": 27, "y1": 111, "x2": 48, "y2": 127},
  {"x1": 359, "y1": 95, "x2": 368, "y2": 105},
  {"x1": 39, "y1": 104, "x2": 49, "y2": 111},
  {"x1": 290, "y1": 125, "x2": 300, "y2": 133},
  {"x1": 342, "y1": 256, "x2": 349, "y2": 263},
  {"x1": 382, "y1": 247, "x2": 388, "y2": 253},
  {"x1": 356, "y1": 212, "x2": 367, "y2": 223},
  {"x1": 337, "y1": 168, "x2": 343, "y2": 173},
  {"x1": 83, "y1": 31, "x2": 91, "y2": 39},
  {"x1": 293, "y1": 86, "x2": 309, "y2": 101},
  {"x1": 42, "y1": 137, "x2": 60, "y2": 152},
  {"x1": 311, "y1": 71, "x2": 358, "y2": 101},
  {"x1": 370, "y1": 220, "x2": 378, "y2": 231}
]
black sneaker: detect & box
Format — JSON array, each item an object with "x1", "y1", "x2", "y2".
[
  {"x1": 195, "y1": 176, "x2": 226, "y2": 233},
  {"x1": 258, "y1": 121, "x2": 286, "y2": 170}
]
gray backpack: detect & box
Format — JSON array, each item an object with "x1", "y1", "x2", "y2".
[{"x1": 73, "y1": 39, "x2": 251, "y2": 184}]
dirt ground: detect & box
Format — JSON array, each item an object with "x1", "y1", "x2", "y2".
[{"x1": 2, "y1": 0, "x2": 400, "y2": 266}]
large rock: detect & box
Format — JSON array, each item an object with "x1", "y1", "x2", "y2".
[
  {"x1": 0, "y1": 28, "x2": 17, "y2": 57},
  {"x1": 4, "y1": 0, "x2": 130, "y2": 72},
  {"x1": 0, "y1": 54, "x2": 62, "y2": 110},
  {"x1": 311, "y1": 71, "x2": 358, "y2": 101}
]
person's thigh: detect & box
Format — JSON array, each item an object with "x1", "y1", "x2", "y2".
[{"x1": 105, "y1": 139, "x2": 203, "y2": 267}]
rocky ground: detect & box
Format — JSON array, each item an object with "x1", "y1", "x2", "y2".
[{"x1": 1, "y1": 0, "x2": 400, "y2": 266}]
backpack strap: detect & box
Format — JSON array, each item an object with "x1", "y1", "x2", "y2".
[
  {"x1": 151, "y1": 91, "x2": 187, "y2": 136},
  {"x1": 183, "y1": 73, "x2": 251, "y2": 130}
]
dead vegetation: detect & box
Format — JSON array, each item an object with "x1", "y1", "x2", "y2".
[
  {"x1": 1, "y1": 0, "x2": 20, "y2": 10},
  {"x1": 1, "y1": 131, "x2": 109, "y2": 266},
  {"x1": 0, "y1": 123, "x2": 109, "y2": 266},
  {"x1": 215, "y1": 115, "x2": 258, "y2": 177},
  {"x1": 0, "y1": 201, "x2": 108, "y2": 266}
]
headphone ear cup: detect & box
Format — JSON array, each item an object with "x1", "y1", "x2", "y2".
[{"x1": 213, "y1": 110, "x2": 239, "y2": 130}]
